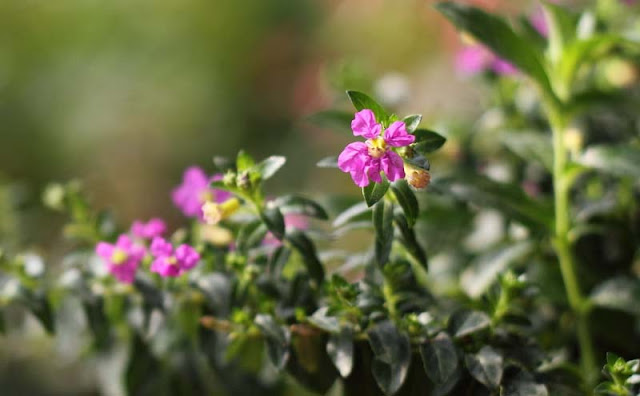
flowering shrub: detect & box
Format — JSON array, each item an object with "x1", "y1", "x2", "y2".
[{"x1": 1, "y1": 1, "x2": 640, "y2": 395}]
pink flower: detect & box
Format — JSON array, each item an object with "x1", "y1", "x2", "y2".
[
  {"x1": 172, "y1": 167, "x2": 231, "y2": 220},
  {"x1": 338, "y1": 109, "x2": 414, "y2": 187},
  {"x1": 530, "y1": 8, "x2": 549, "y2": 38},
  {"x1": 149, "y1": 237, "x2": 200, "y2": 277},
  {"x1": 456, "y1": 45, "x2": 518, "y2": 76},
  {"x1": 95, "y1": 235, "x2": 145, "y2": 283},
  {"x1": 131, "y1": 218, "x2": 167, "y2": 239}
]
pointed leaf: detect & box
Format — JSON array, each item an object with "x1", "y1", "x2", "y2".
[
  {"x1": 254, "y1": 156, "x2": 286, "y2": 180},
  {"x1": 464, "y1": 346, "x2": 503, "y2": 390},
  {"x1": 391, "y1": 179, "x2": 419, "y2": 227},
  {"x1": 449, "y1": 310, "x2": 491, "y2": 339},
  {"x1": 373, "y1": 200, "x2": 395, "y2": 267},
  {"x1": 363, "y1": 177, "x2": 390, "y2": 207},
  {"x1": 590, "y1": 277, "x2": 640, "y2": 316},
  {"x1": 577, "y1": 144, "x2": 640, "y2": 179},
  {"x1": 317, "y1": 156, "x2": 339, "y2": 168},
  {"x1": 327, "y1": 328, "x2": 354, "y2": 378},
  {"x1": 261, "y1": 206, "x2": 285, "y2": 241},
  {"x1": 501, "y1": 131, "x2": 553, "y2": 171},
  {"x1": 420, "y1": 332, "x2": 459, "y2": 385},
  {"x1": 273, "y1": 195, "x2": 329, "y2": 220},
  {"x1": 393, "y1": 212, "x2": 428, "y2": 271},
  {"x1": 286, "y1": 229, "x2": 325, "y2": 285},
  {"x1": 346, "y1": 91, "x2": 389, "y2": 125},
  {"x1": 403, "y1": 114, "x2": 422, "y2": 133},
  {"x1": 255, "y1": 314, "x2": 290, "y2": 370},
  {"x1": 333, "y1": 201, "x2": 370, "y2": 227},
  {"x1": 236, "y1": 150, "x2": 256, "y2": 172},
  {"x1": 367, "y1": 321, "x2": 412, "y2": 395},
  {"x1": 412, "y1": 129, "x2": 447, "y2": 154}
]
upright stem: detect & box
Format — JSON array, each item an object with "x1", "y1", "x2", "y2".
[{"x1": 547, "y1": 104, "x2": 597, "y2": 386}]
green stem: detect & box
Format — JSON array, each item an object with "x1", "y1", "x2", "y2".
[
  {"x1": 382, "y1": 278, "x2": 398, "y2": 322},
  {"x1": 547, "y1": 104, "x2": 597, "y2": 386}
]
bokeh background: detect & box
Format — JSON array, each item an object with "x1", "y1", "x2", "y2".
[{"x1": 0, "y1": 0, "x2": 587, "y2": 394}]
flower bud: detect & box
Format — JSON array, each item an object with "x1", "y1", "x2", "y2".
[
  {"x1": 404, "y1": 163, "x2": 431, "y2": 190},
  {"x1": 202, "y1": 198, "x2": 241, "y2": 225},
  {"x1": 236, "y1": 171, "x2": 252, "y2": 190}
]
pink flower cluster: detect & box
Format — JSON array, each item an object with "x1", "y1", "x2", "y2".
[
  {"x1": 338, "y1": 109, "x2": 414, "y2": 187},
  {"x1": 172, "y1": 166, "x2": 231, "y2": 220},
  {"x1": 149, "y1": 237, "x2": 200, "y2": 277}
]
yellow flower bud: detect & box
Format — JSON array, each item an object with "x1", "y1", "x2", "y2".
[{"x1": 202, "y1": 198, "x2": 240, "y2": 225}]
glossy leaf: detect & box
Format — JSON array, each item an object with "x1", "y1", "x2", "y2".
[
  {"x1": 390, "y1": 179, "x2": 419, "y2": 227},
  {"x1": 577, "y1": 144, "x2": 640, "y2": 179},
  {"x1": 255, "y1": 314, "x2": 290, "y2": 370},
  {"x1": 346, "y1": 90, "x2": 389, "y2": 125},
  {"x1": 254, "y1": 156, "x2": 286, "y2": 180},
  {"x1": 236, "y1": 150, "x2": 256, "y2": 172},
  {"x1": 501, "y1": 131, "x2": 553, "y2": 171},
  {"x1": 373, "y1": 200, "x2": 395, "y2": 267},
  {"x1": 363, "y1": 177, "x2": 390, "y2": 207},
  {"x1": 367, "y1": 321, "x2": 412, "y2": 395},
  {"x1": 464, "y1": 346, "x2": 503, "y2": 390},
  {"x1": 236, "y1": 219, "x2": 268, "y2": 253},
  {"x1": 286, "y1": 229, "x2": 325, "y2": 285},
  {"x1": 449, "y1": 310, "x2": 491, "y2": 339},
  {"x1": 412, "y1": 129, "x2": 447, "y2": 154},
  {"x1": 590, "y1": 277, "x2": 640, "y2": 316},
  {"x1": 403, "y1": 114, "x2": 422, "y2": 133},
  {"x1": 542, "y1": 2, "x2": 577, "y2": 64},
  {"x1": 435, "y1": 2, "x2": 551, "y2": 93},
  {"x1": 273, "y1": 195, "x2": 329, "y2": 220},
  {"x1": 327, "y1": 328, "x2": 354, "y2": 378},
  {"x1": 393, "y1": 212, "x2": 428, "y2": 271},
  {"x1": 420, "y1": 332, "x2": 459, "y2": 385},
  {"x1": 261, "y1": 206, "x2": 285, "y2": 241}
]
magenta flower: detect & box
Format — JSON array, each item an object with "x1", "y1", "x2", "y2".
[
  {"x1": 456, "y1": 45, "x2": 518, "y2": 76},
  {"x1": 172, "y1": 167, "x2": 231, "y2": 220},
  {"x1": 530, "y1": 9, "x2": 549, "y2": 38},
  {"x1": 149, "y1": 237, "x2": 200, "y2": 277},
  {"x1": 95, "y1": 235, "x2": 145, "y2": 283},
  {"x1": 131, "y1": 218, "x2": 167, "y2": 239},
  {"x1": 338, "y1": 110, "x2": 414, "y2": 187}
]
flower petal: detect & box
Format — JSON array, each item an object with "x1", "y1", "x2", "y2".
[
  {"x1": 338, "y1": 142, "x2": 368, "y2": 172},
  {"x1": 381, "y1": 151, "x2": 405, "y2": 182},
  {"x1": 351, "y1": 109, "x2": 382, "y2": 139},
  {"x1": 95, "y1": 242, "x2": 114, "y2": 259},
  {"x1": 350, "y1": 168, "x2": 370, "y2": 187},
  {"x1": 383, "y1": 121, "x2": 414, "y2": 147},
  {"x1": 150, "y1": 237, "x2": 173, "y2": 257},
  {"x1": 365, "y1": 158, "x2": 382, "y2": 184}
]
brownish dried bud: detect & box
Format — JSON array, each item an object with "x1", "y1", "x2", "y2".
[{"x1": 405, "y1": 167, "x2": 431, "y2": 190}]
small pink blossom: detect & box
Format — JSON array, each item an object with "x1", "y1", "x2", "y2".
[
  {"x1": 338, "y1": 110, "x2": 414, "y2": 187},
  {"x1": 456, "y1": 45, "x2": 518, "y2": 76},
  {"x1": 95, "y1": 235, "x2": 145, "y2": 283},
  {"x1": 172, "y1": 167, "x2": 231, "y2": 220},
  {"x1": 131, "y1": 218, "x2": 167, "y2": 239},
  {"x1": 149, "y1": 237, "x2": 200, "y2": 277}
]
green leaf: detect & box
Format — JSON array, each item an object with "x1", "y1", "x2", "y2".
[
  {"x1": 254, "y1": 156, "x2": 286, "y2": 180},
  {"x1": 393, "y1": 212, "x2": 428, "y2": 271},
  {"x1": 412, "y1": 129, "x2": 447, "y2": 154},
  {"x1": 255, "y1": 314, "x2": 290, "y2": 370},
  {"x1": 420, "y1": 332, "x2": 459, "y2": 385},
  {"x1": 390, "y1": 179, "x2": 419, "y2": 227},
  {"x1": 367, "y1": 321, "x2": 412, "y2": 395},
  {"x1": 286, "y1": 229, "x2": 325, "y2": 285},
  {"x1": 500, "y1": 131, "x2": 553, "y2": 171},
  {"x1": 125, "y1": 333, "x2": 164, "y2": 395},
  {"x1": 267, "y1": 245, "x2": 291, "y2": 278},
  {"x1": 577, "y1": 144, "x2": 640, "y2": 179},
  {"x1": 317, "y1": 156, "x2": 339, "y2": 168},
  {"x1": 435, "y1": 2, "x2": 551, "y2": 93},
  {"x1": 236, "y1": 150, "x2": 256, "y2": 172},
  {"x1": 307, "y1": 110, "x2": 353, "y2": 131},
  {"x1": 502, "y1": 375, "x2": 549, "y2": 396},
  {"x1": 236, "y1": 219, "x2": 268, "y2": 253},
  {"x1": 308, "y1": 307, "x2": 340, "y2": 333},
  {"x1": 333, "y1": 201, "x2": 370, "y2": 227},
  {"x1": 403, "y1": 114, "x2": 422, "y2": 133},
  {"x1": 363, "y1": 177, "x2": 390, "y2": 207},
  {"x1": 432, "y1": 174, "x2": 554, "y2": 231},
  {"x1": 460, "y1": 242, "x2": 534, "y2": 299},
  {"x1": 593, "y1": 381, "x2": 619, "y2": 395},
  {"x1": 542, "y1": 2, "x2": 578, "y2": 64},
  {"x1": 261, "y1": 206, "x2": 285, "y2": 241},
  {"x1": 590, "y1": 277, "x2": 640, "y2": 316},
  {"x1": 464, "y1": 346, "x2": 503, "y2": 390},
  {"x1": 346, "y1": 91, "x2": 389, "y2": 125},
  {"x1": 25, "y1": 292, "x2": 55, "y2": 334},
  {"x1": 373, "y1": 200, "x2": 395, "y2": 267},
  {"x1": 273, "y1": 195, "x2": 329, "y2": 220},
  {"x1": 449, "y1": 310, "x2": 491, "y2": 339},
  {"x1": 327, "y1": 328, "x2": 354, "y2": 378}
]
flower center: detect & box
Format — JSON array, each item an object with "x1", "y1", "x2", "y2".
[
  {"x1": 167, "y1": 256, "x2": 178, "y2": 266},
  {"x1": 111, "y1": 248, "x2": 128, "y2": 265},
  {"x1": 366, "y1": 137, "x2": 387, "y2": 159},
  {"x1": 199, "y1": 190, "x2": 214, "y2": 203}
]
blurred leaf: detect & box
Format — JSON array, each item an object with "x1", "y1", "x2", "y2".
[
  {"x1": 346, "y1": 91, "x2": 389, "y2": 125},
  {"x1": 420, "y1": 332, "x2": 459, "y2": 385},
  {"x1": 593, "y1": 382, "x2": 619, "y2": 395},
  {"x1": 412, "y1": 129, "x2": 447, "y2": 154},
  {"x1": 432, "y1": 174, "x2": 553, "y2": 230},
  {"x1": 393, "y1": 212, "x2": 428, "y2": 271},
  {"x1": 460, "y1": 242, "x2": 533, "y2": 299},
  {"x1": 237, "y1": 219, "x2": 268, "y2": 253},
  {"x1": 464, "y1": 346, "x2": 503, "y2": 390},
  {"x1": 25, "y1": 292, "x2": 55, "y2": 334},
  {"x1": 502, "y1": 375, "x2": 549, "y2": 396},
  {"x1": 254, "y1": 156, "x2": 286, "y2": 180},
  {"x1": 501, "y1": 131, "x2": 553, "y2": 171},
  {"x1": 308, "y1": 307, "x2": 340, "y2": 333},
  {"x1": 317, "y1": 156, "x2": 339, "y2": 168},
  {"x1": 261, "y1": 206, "x2": 285, "y2": 241},
  {"x1": 268, "y1": 245, "x2": 291, "y2": 278},
  {"x1": 255, "y1": 314, "x2": 290, "y2": 370},
  {"x1": 308, "y1": 110, "x2": 353, "y2": 131},
  {"x1": 274, "y1": 195, "x2": 329, "y2": 220},
  {"x1": 577, "y1": 144, "x2": 640, "y2": 179},
  {"x1": 286, "y1": 229, "x2": 325, "y2": 285},
  {"x1": 435, "y1": 2, "x2": 551, "y2": 93},
  {"x1": 403, "y1": 115, "x2": 422, "y2": 133},
  {"x1": 333, "y1": 201, "x2": 370, "y2": 227},
  {"x1": 363, "y1": 178, "x2": 390, "y2": 207},
  {"x1": 373, "y1": 200, "x2": 395, "y2": 267},
  {"x1": 390, "y1": 179, "x2": 419, "y2": 227},
  {"x1": 367, "y1": 321, "x2": 411, "y2": 395},
  {"x1": 449, "y1": 310, "x2": 491, "y2": 339},
  {"x1": 327, "y1": 328, "x2": 354, "y2": 378},
  {"x1": 83, "y1": 299, "x2": 112, "y2": 350},
  {"x1": 196, "y1": 274, "x2": 232, "y2": 316},
  {"x1": 405, "y1": 154, "x2": 431, "y2": 171},
  {"x1": 237, "y1": 150, "x2": 256, "y2": 172},
  {"x1": 590, "y1": 277, "x2": 640, "y2": 316},
  {"x1": 542, "y1": 2, "x2": 577, "y2": 64},
  {"x1": 125, "y1": 333, "x2": 163, "y2": 395}
]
